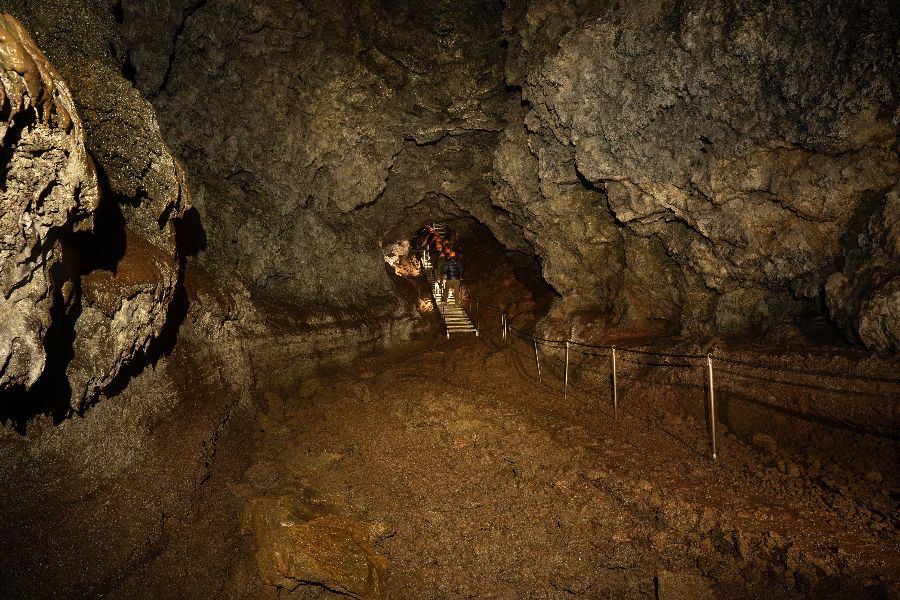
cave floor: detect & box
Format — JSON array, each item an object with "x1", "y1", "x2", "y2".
[{"x1": 230, "y1": 334, "x2": 898, "y2": 599}]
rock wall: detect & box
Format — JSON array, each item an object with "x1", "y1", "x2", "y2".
[
  {"x1": 119, "y1": 0, "x2": 528, "y2": 312},
  {"x1": 3, "y1": 0, "x2": 898, "y2": 423},
  {"x1": 497, "y1": 0, "x2": 900, "y2": 347},
  {"x1": 0, "y1": 2, "x2": 189, "y2": 413},
  {"x1": 0, "y1": 14, "x2": 98, "y2": 392},
  {"x1": 124, "y1": 0, "x2": 899, "y2": 349}
]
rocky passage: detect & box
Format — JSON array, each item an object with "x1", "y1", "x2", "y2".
[
  {"x1": 0, "y1": 0, "x2": 898, "y2": 597},
  {"x1": 30, "y1": 332, "x2": 889, "y2": 599}
]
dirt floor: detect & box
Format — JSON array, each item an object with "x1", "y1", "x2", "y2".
[{"x1": 226, "y1": 326, "x2": 898, "y2": 600}]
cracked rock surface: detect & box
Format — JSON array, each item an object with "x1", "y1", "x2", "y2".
[{"x1": 498, "y1": 0, "x2": 899, "y2": 344}]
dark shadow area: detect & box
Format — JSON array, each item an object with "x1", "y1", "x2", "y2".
[
  {"x1": 174, "y1": 206, "x2": 207, "y2": 256},
  {"x1": 0, "y1": 108, "x2": 36, "y2": 191},
  {"x1": 73, "y1": 179, "x2": 128, "y2": 273}
]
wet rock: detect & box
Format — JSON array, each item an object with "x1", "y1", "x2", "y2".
[
  {"x1": 0, "y1": 14, "x2": 98, "y2": 391},
  {"x1": 0, "y1": 1, "x2": 191, "y2": 409},
  {"x1": 243, "y1": 496, "x2": 388, "y2": 599},
  {"x1": 67, "y1": 230, "x2": 181, "y2": 407},
  {"x1": 656, "y1": 570, "x2": 715, "y2": 600}
]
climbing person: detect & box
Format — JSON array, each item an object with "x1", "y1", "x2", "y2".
[
  {"x1": 434, "y1": 247, "x2": 450, "y2": 297},
  {"x1": 443, "y1": 225, "x2": 456, "y2": 244},
  {"x1": 414, "y1": 228, "x2": 428, "y2": 263},
  {"x1": 419, "y1": 226, "x2": 434, "y2": 264},
  {"x1": 441, "y1": 250, "x2": 463, "y2": 304}
]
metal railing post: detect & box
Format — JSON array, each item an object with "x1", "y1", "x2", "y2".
[
  {"x1": 564, "y1": 341, "x2": 570, "y2": 399},
  {"x1": 534, "y1": 340, "x2": 542, "y2": 383},
  {"x1": 612, "y1": 346, "x2": 618, "y2": 421},
  {"x1": 707, "y1": 354, "x2": 717, "y2": 460}
]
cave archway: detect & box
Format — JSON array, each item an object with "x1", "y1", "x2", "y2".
[{"x1": 381, "y1": 211, "x2": 555, "y2": 329}]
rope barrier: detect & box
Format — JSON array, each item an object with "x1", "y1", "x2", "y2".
[
  {"x1": 505, "y1": 324, "x2": 898, "y2": 385},
  {"x1": 444, "y1": 279, "x2": 898, "y2": 459},
  {"x1": 712, "y1": 353, "x2": 900, "y2": 385}
]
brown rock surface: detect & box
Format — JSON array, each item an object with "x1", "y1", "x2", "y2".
[
  {"x1": 0, "y1": 13, "x2": 98, "y2": 391},
  {"x1": 243, "y1": 495, "x2": 388, "y2": 598},
  {"x1": 0, "y1": 2, "x2": 191, "y2": 409},
  {"x1": 497, "y1": 0, "x2": 899, "y2": 344}
]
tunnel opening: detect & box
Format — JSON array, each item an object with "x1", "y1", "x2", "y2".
[{"x1": 382, "y1": 216, "x2": 556, "y2": 331}]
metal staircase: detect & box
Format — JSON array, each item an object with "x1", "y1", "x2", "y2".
[{"x1": 422, "y1": 252, "x2": 478, "y2": 338}]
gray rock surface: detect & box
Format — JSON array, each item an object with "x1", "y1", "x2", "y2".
[
  {"x1": 0, "y1": 14, "x2": 98, "y2": 391},
  {"x1": 123, "y1": 0, "x2": 900, "y2": 348},
  {"x1": 498, "y1": 0, "x2": 899, "y2": 343},
  {"x1": 122, "y1": 0, "x2": 527, "y2": 312}
]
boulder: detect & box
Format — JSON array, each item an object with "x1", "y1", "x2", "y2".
[{"x1": 243, "y1": 496, "x2": 389, "y2": 599}]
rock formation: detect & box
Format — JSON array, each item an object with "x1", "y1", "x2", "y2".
[
  {"x1": 498, "y1": 0, "x2": 899, "y2": 346},
  {"x1": 120, "y1": 0, "x2": 525, "y2": 313},
  {"x1": 114, "y1": 0, "x2": 899, "y2": 349},
  {"x1": 0, "y1": 2, "x2": 190, "y2": 411},
  {"x1": 0, "y1": 14, "x2": 98, "y2": 393},
  {"x1": 0, "y1": 1, "x2": 898, "y2": 598}
]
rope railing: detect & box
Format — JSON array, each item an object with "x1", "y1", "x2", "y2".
[{"x1": 461, "y1": 290, "x2": 900, "y2": 460}]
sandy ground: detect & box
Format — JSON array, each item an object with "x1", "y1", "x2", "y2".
[{"x1": 234, "y1": 329, "x2": 898, "y2": 599}]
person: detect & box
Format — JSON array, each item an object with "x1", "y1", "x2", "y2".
[
  {"x1": 441, "y1": 251, "x2": 462, "y2": 304},
  {"x1": 434, "y1": 248, "x2": 449, "y2": 296},
  {"x1": 428, "y1": 239, "x2": 441, "y2": 276}
]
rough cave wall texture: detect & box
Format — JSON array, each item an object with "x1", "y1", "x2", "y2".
[
  {"x1": 1, "y1": 0, "x2": 898, "y2": 417},
  {"x1": 497, "y1": 0, "x2": 899, "y2": 348},
  {"x1": 118, "y1": 0, "x2": 898, "y2": 350},
  {"x1": 120, "y1": 0, "x2": 526, "y2": 316},
  {"x1": 0, "y1": 1, "x2": 190, "y2": 411},
  {"x1": 0, "y1": 14, "x2": 98, "y2": 392}
]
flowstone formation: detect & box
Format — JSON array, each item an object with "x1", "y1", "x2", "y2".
[
  {"x1": 0, "y1": 2, "x2": 190, "y2": 411},
  {"x1": 496, "y1": 0, "x2": 900, "y2": 347},
  {"x1": 0, "y1": 14, "x2": 98, "y2": 392}
]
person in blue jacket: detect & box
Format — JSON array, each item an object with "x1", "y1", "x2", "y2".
[{"x1": 441, "y1": 251, "x2": 463, "y2": 304}]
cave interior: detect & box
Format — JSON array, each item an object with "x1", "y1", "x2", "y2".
[{"x1": 0, "y1": 0, "x2": 898, "y2": 598}]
